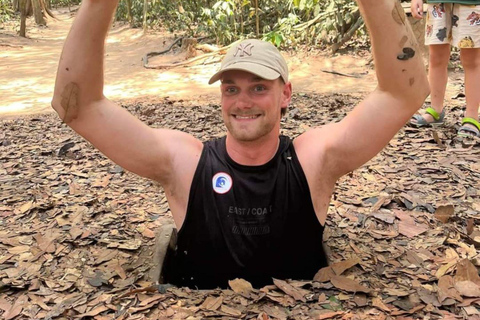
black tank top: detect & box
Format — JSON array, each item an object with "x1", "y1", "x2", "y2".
[{"x1": 164, "y1": 136, "x2": 327, "y2": 289}]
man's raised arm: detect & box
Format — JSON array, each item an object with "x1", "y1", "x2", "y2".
[
  {"x1": 51, "y1": 0, "x2": 202, "y2": 183},
  {"x1": 52, "y1": 0, "x2": 116, "y2": 121},
  {"x1": 300, "y1": 0, "x2": 429, "y2": 180}
]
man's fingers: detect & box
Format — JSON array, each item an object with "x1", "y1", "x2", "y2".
[{"x1": 411, "y1": 4, "x2": 423, "y2": 20}]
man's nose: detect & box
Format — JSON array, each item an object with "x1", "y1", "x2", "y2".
[{"x1": 235, "y1": 91, "x2": 252, "y2": 109}]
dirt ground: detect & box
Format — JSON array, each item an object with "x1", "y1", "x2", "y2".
[
  {"x1": 2, "y1": 7, "x2": 480, "y2": 320},
  {"x1": 1, "y1": 7, "x2": 460, "y2": 120}
]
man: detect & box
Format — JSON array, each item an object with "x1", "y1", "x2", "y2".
[
  {"x1": 52, "y1": 0, "x2": 429, "y2": 289},
  {"x1": 410, "y1": 0, "x2": 480, "y2": 137}
]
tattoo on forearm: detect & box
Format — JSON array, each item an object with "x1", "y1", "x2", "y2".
[
  {"x1": 397, "y1": 47, "x2": 416, "y2": 61},
  {"x1": 392, "y1": 1, "x2": 406, "y2": 25},
  {"x1": 60, "y1": 82, "x2": 79, "y2": 123}
]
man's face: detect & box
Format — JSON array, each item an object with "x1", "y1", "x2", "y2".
[{"x1": 220, "y1": 70, "x2": 292, "y2": 142}]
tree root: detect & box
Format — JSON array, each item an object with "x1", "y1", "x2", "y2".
[
  {"x1": 143, "y1": 40, "x2": 239, "y2": 70},
  {"x1": 0, "y1": 43, "x2": 23, "y2": 48},
  {"x1": 142, "y1": 37, "x2": 184, "y2": 66}
]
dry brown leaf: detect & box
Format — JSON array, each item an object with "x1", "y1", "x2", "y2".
[
  {"x1": 418, "y1": 287, "x2": 441, "y2": 307},
  {"x1": 34, "y1": 234, "x2": 56, "y2": 253},
  {"x1": 330, "y1": 275, "x2": 371, "y2": 294},
  {"x1": 314, "y1": 266, "x2": 335, "y2": 283},
  {"x1": 383, "y1": 287, "x2": 410, "y2": 297},
  {"x1": 434, "y1": 205, "x2": 454, "y2": 224},
  {"x1": 462, "y1": 305, "x2": 480, "y2": 316},
  {"x1": 200, "y1": 296, "x2": 223, "y2": 311},
  {"x1": 316, "y1": 311, "x2": 344, "y2": 319},
  {"x1": 142, "y1": 228, "x2": 156, "y2": 239},
  {"x1": 262, "y1": 305, "x2": 288, "y2": 319},
  {"x1": 69, "y1": 226, "x2": 83, "y2": 240},
  {"x1": 372, "y1": 297, "x2": 391, "y2": 312},
  {"x1": 74, "y1": 305, "x2": 109, "y2": 318},
  {"x1": 331, "y1": 256, "x2": 361, "y2": 275},
  {"x1": 229, "y1": 278, "x2": 254, "y2": 296},
  {"x1": 372, "y1": 211, "x2": 395, "y2": 224},
  {"x1": 28, "y1": 293, "x2": 51, "y2": 311},
  {"x1": 455, "y1": 259, "x2": 480, "y2": 285},
  {"x1": 8, "y1": 245, "x2": 30, "y2": 254},
  {"x1": 220, "y1": 304, "x2": 242, "y2": 317},
  {"x1": 437, "y1": 276, "x2": 462, "y2": 303},
  {"x1": 273, "y1": 278, "x2": 308, "y2": 302},
  {"x1": 467, "y1": 219, "x2": 474, "y2": 235},
  {"x1": 395, "y1": 210, "x2": 428, "y2": 238},
  {"x1": 454, "y1": 281, "x2": 480, "y2": 298},
  {"x1": 18, "y1": 201, "x2": 34, "y2": 214},
  {"x1": 436, "y1": 260, "x2": 458, "y2": 279},
  {"x1": 3, "y1": 295, "x2": 27, "y2": 320},
  {"x1": 138, "y1": 294, "x2": 165, "y2": 307}
]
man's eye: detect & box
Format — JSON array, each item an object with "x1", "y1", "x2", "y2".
[
  {"x1": 225, "y1": 87, "x2": 237, "y2": 94},
  {"x1": 253, "y1": 85, "x2": 266, "y2": 92}
]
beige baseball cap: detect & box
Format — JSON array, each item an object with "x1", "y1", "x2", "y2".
[{"x1": 208, "y1": 39, "x2": 289, "y2": 85}]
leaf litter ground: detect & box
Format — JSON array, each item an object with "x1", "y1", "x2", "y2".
[{"x1": 0, "y1": 93, "x2": 479, "y2": 319}]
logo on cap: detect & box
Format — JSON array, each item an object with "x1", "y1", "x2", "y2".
[
  {"x1": 234, "y1": 43, "x2": 254, "y2": 58},
  {"x1": 212, "y1": 172, "x2": 233, "y2": 194}
]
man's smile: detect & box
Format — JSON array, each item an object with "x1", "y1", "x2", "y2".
[{"x1": 233, "y1": 114, "x2": 261, "y2": 120}]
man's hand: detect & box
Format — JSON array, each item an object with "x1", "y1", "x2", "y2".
[{"x1": 411, "y1": 0, "x2": 424, "y2": 19}]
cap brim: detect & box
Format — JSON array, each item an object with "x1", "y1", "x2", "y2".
[{"x1": 208, "y1": 62, "x2": 281, "y2": 85}]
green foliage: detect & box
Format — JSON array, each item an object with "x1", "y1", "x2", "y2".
[
  {"x1": 0, "y1": 0, "x2": 14, "y2": 23},
  {"x1": 115, "y1": 0, "x2": 364, "y2": 50},
  {"x1": 293, "y1": 0, "x2": 362, "y2": 45},
  {"x1": 0, "y1": 0, "x2": 364, "y2": 50}
]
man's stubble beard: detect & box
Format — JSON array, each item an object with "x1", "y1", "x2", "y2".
[{"x1": 225, "y1": 117, "x2": 276, "y2": 142}]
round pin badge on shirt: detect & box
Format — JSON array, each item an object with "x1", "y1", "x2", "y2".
[{"x1": 212, "y1": 172, "x2": 233, "y2": 194}]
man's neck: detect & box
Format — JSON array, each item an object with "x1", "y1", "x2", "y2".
[{"x1": 226, "y1": 133, "x2": 280, "y2": 166}]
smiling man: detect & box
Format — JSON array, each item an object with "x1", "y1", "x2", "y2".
[{"x1": 52, "y1": 0, "x2": 429, "y2": 289}]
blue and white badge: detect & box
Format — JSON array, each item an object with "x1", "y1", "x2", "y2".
[{"x1": 212, "y1": 172, "x2": 233, "y2": 194}]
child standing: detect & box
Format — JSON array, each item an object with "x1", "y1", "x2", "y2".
[{"x1": 410, "y1": 0, "x2": 480, "y2": 137}]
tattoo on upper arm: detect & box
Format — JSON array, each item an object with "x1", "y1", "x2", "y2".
[{"x1": 61, "y1": 82, "x2": 79, "y2": 123}]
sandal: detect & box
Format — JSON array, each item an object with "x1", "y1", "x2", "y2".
[
  {"x1": 410, "y1": 107, "x2": 445, "y2": 127},
  {"x1": 457, "y1": 117, "x2": 480, "y2": 138}
]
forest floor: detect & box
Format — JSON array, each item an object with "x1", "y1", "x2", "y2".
[{"x1": 1, "y1": 6, "x2": 480, "y2": 320}]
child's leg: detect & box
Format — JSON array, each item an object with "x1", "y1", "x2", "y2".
[
  {"x1": 411, "y1": 3, "x2": 452, "y2": 125},
  {"x1": 452, "y1": 4, "x2": 480, "y2": 135},
  {"x1": 460, "y1": 48, "x2": 480, "y2": 122},
  {"x1": 428, "y1": 44, "x2": 451, "y2": 116}
]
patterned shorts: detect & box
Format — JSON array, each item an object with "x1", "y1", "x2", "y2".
[{"x1": 425, "y1": 3, "x2": 480, "y2": 48}]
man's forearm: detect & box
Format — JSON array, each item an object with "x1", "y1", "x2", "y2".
[
  {"x1": 356, "y1": 0, "x2": 429, "y2": 104},
  {"x1": 52, "y1": 0, "x2": 119, "y2": 121}
]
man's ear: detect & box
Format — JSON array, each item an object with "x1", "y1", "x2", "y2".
[{"x1": 282, "y1": 82, "x2": 293, "y2": 108}]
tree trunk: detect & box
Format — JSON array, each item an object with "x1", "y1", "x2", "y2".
[
  {"x1": 143, "y1": 0, "x2": 148, "y2": 32},
  {"x1": 26, "y1": 0, "x2": 33, "y2": 16},
  {"x1": 126, "y1": 0, "x2": 133, "y2": 27},
  {"x1": 32, "y1": 0, "x2": 46, "y2": 26},
  {"x1": 19, "y1": 0, "x2": 27, "y2": 37},
  {"x1": 331, "y1": 15, "x2": 363, "y2": 54}
]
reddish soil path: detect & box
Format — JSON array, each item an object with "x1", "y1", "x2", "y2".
[{"x1": 0, "y1": 7, "x2": 463, "y2": 119}]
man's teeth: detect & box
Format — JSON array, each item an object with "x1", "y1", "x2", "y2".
[{"x1": 235, "y1": 115, "x2": 258, "y2": 119}]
